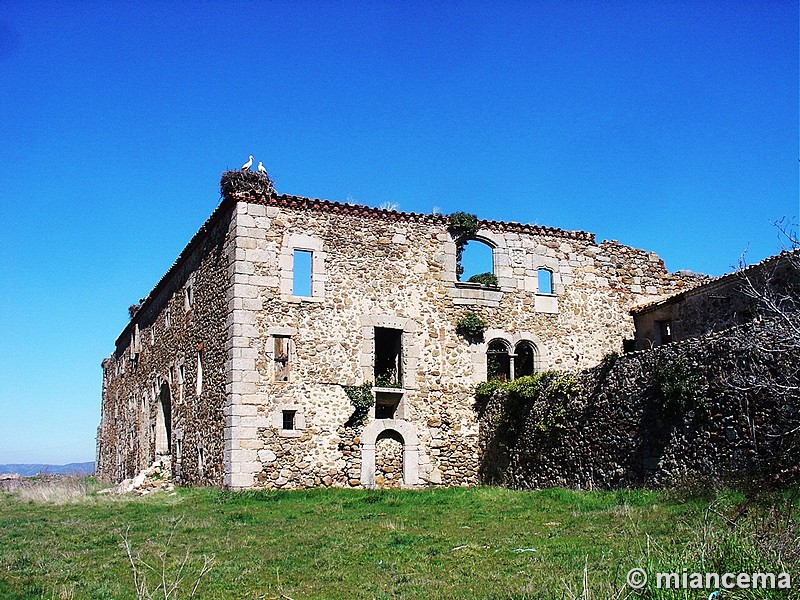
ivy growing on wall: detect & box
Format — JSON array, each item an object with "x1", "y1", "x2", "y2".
[
  {"x1": 653, "y1": 358, "x2": 702, "y2": 417},
  {"x1": 475, "y1": 371, "x2": 578, "y2": 451},
  {"x1": 447, "y1": 212, "x2": 479, "y2": 280},
  {"x1": 343, "y1": 383, "x2": 374, "y2": 428}
]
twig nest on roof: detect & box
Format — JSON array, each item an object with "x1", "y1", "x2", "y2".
[{"x1": 220, "y1": 169, "x2": 275, "y2": 200}]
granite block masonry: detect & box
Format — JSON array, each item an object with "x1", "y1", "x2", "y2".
[{"x1": 97, "y1": 172, "x2": 692, "y2": 489}]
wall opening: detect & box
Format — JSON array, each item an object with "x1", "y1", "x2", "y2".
[
  {"x1": 487, "y1": 339, "x2": 511, "y2": 381},
  {"x1": 273, "y1": 335, "x2": 291, "y2": 382},
  {"x1": 282, "y1": 409, "x2": 297, "y2": 431},
  {"x1": 375, "y1": 429, "x2": 404, "y2": 489},
  {"x1": 292, "y1": 249, "x2": 313, "y2": 297},
  {"x1": 374, "y1": 327, "x2": 402, "y2": 387},
  {"x1": 155, "y1": 383, "x2": 171, "y2": 455},
  {"x1": 514, "y1": 341, "x2": 537, "y2": 377},
  {"x1": 196, "y1": 351, "x2": 203, "y2": 396},
  {"x1": 537, "y1": 268, "x2": 554, "y2": 294},
  {"x1": 459, "y1": 239, "x2": 494, "y2": 282},
  {"x1": 374, "y1": 391, "x2": 403, "y2": 419},
  {"x1": 656, "y1": 320, "x2": 673, "y2": 345}
]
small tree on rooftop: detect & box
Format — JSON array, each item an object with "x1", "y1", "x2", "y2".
[{"x1": 447, "y1": 212, "x2": 480, "y2": 280}]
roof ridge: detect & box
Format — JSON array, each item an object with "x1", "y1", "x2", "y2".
[{"x1": 236, "y1": 191, "x2": 596, "y2": 242}]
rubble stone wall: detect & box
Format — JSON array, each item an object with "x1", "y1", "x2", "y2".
[
  {"x1": 479, "y1": 317, "x2": 800, "y2": 489},
  {"x1": 97, "y1": 205, "x2": 235, "y2": 486},
  {"x1": 99, "y1": 189, "x2": 693, "y2": 490},
  {"x1": 223, "y1": 195, "x2": 688, "y2": 489}
]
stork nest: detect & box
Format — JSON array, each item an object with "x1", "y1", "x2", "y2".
[{"x1": 220, "y1": 169, "x2": 275, "y2": 200}]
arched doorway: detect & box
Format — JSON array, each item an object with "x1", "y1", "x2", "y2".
[
  {"x1": 375, "y1": 430, "x2": 404, "y2": 488},
  {"x1": 360, "y1": 419, "x2": 420, "y2": 488},
  {"x1": 155, "y1": 383, "x2": 172, "y2": 456}
]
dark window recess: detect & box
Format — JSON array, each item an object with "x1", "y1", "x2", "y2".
[
  {"x1": 282, "y1": 410, "x2": 296, "y2": 430},
  {"x1": 274, "y1": 336, "x2": 290, "y2": 382},
  {"x1": 623, "y1": 339, "x2": 636, "y2": 353},
  {"x1": 487, "y1": 340, "x2": 511, "y2": 381},
  {"x1": 375, "y1": 392, "x2": 400, "y2": 419},
  {"x1": 374, "y1": 327, "x2": 402, "y2": 387},
  {"x1": 375, "y1": 400, "x2": 397, "y2": 420},
  {"x1": 514, "y1": 341, "x2": 536, "y2": 377},
  {"x1": 658, "y1": 320, "x2": 673, "y2": 344}
]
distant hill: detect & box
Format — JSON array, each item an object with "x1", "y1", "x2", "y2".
[{"x1": 0, "y1": 462, "x2": 95, "y2": 476}]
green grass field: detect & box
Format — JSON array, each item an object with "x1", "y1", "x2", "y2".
[{"x1": 0, "y1": 480, "x2": 795, "y2": 599}]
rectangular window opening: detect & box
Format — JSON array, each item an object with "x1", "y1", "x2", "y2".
[
  {"x1": 282, "y1": 410, "x2": 297, "y2": 430},
  {"x1": 374, "y1": 391, "x2": 402, "y2": 420},
  {"x1": 273, "y1": 336, "x2": 291, "y2": 382},
  {"x1": 196, "y1": 352, "x2": 203, "y2": 396},
  {"x1": 374, "y1": 327, "x2": 402, "y2": 387},
  {"x1": 657, "y1": 320, "x2": 673, "y2": 345},
  {"x1": 292, "y1": 249, "x2": 313, "y2": 297}
]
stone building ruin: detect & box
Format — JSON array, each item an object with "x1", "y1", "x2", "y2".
[{"x1": 97, "y1": 171, "x2": 692, "y2": 489}]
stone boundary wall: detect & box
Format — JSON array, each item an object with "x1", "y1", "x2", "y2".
[{"x1": 478, "y1": 317, "x2": 800, "y2": 489}]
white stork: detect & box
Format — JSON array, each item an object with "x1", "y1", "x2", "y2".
[
  {"x1": 241, "y1": 155, "x2": 254, "y2": 170},
  {"x1": 257, "y1": 161, "x2": 267, "y2": 175}
]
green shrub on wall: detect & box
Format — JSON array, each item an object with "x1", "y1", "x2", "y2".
[
  {"x1": 343, "y1": 383, "x2": 374, "y2": 427},
  {"x1": 653, "y1": 358, "x2": 702, "y2": 416},
  {"x1": 456, "y1": 311, "x2": 486, "y2": 342},
  {"x1": 447, "y1": 212, "x2": 480, "y2": 280},
  {"x1": 476, "y1": 371, "x2": 578, "y2": 451},
  {"x1": 467, "y1": 272, "x2": 499, "y2": 287}
]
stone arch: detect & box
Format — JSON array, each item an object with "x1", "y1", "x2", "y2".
[
  {"x1": 514, "y1": 340, "x2": 539, "y2": 377},
  {"x1": 360, "y1": 419, "x2": 420, "y2": 488},
  {"x1": 471, "y1": 329, "x2": 550, "y2": 383},
  {"x1": 375, "y1": 430, "x2": 404, "y2": 488},
  {"x1": 155, "y1": 382, "x2": 172, "y2": 456},
  {"x1": 459, "y1": 235, "x2": 497, "y2": 282}
]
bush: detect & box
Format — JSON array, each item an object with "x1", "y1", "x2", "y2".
[
  {"x1": 456, "y1": 311, "x2": 486, "y2": 342},
  {"x1": 467, "y1": 272, "x2": 499, "y2": 287},
  {"x1": 343, "y1": 383, "x2": 374, "y2": 427},
  {"x1": 653, "y1": 358, "x2": 701, "y2": 415},
  {"x1": 447, "y1": 212, "x2": 480, "y2": 279}
]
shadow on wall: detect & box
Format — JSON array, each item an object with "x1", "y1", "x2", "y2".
[{"x1": 477, "y1": 317, "x2": 800, "y2": 490}]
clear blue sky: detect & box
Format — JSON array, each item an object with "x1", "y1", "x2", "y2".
[{"x1": 0, "y1": 1, "x2": 797, "y2": 465}]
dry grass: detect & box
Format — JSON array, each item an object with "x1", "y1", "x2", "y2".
[{"x1": 8, "y1": 476, "x2": 92, "y2": 505}]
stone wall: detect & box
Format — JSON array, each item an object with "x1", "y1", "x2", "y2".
[
  {"x1": 479, "y1": 316, "x2": 800, "y2": 489},
  {"x1": 632, "y1": 250, "x2": 800, "y2": 349},
  {"x1": 99, "y1": 183, "x2": 696, "y2": 490},
  {"x1": 221, "y1": 193, "x2": 688, "y2": 489},
  {"x1": 97, "y1": 204, "x2": 235, "y2": 486}
]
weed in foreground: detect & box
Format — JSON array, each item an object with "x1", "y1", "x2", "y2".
[{"x1": 121, "y1": 518, "x2": 214, "y2": 600}]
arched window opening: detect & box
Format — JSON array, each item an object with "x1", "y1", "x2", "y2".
[
  {"x1": 487, "y1": 339, "x2": 511, "y2": 381},
  {"x1": 537, "y1": 268, "x2": 554, "y2": 294},
  {"x1": 514, "y1": 341, "x2": 537, "y2": 378},
  {"x1": 459, "y1": 239, "x2": 495, "y2": 283}
]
